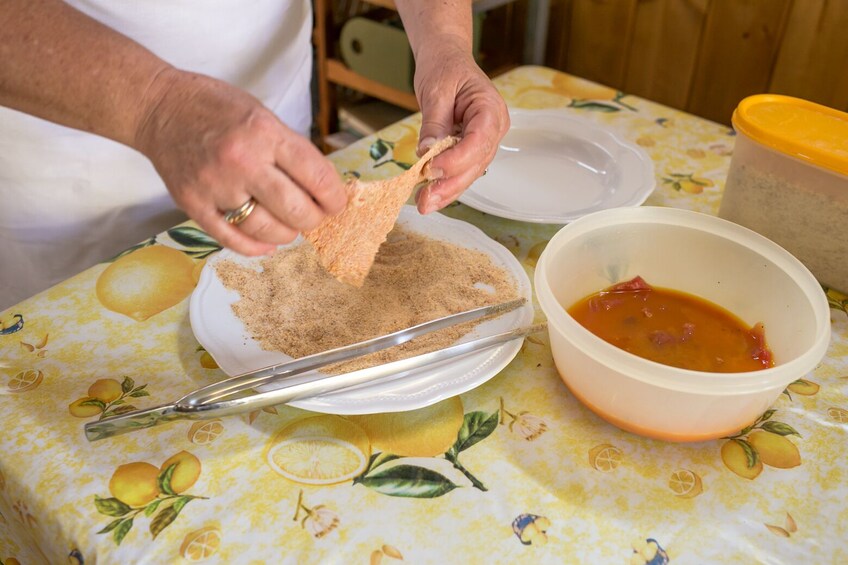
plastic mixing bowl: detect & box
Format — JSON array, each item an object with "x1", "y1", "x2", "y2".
[{"x1": 534, "y1": 207, "x2": 831, "y2": 441}]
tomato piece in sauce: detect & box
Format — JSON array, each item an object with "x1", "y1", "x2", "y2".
[{"x1": 567, "y1": 276, "x2": 774, "y2": 372}]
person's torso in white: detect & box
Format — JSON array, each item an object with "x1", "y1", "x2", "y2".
[{"x1": 0, "y1": 0, "x2": 312, "y2": 309}]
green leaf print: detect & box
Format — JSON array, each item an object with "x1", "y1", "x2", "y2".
[
  {"x1": 568, "y1": 100, "x2": 620, "y2": 112},
  {"x1": 357, "y1": 452, "x2": 401, "y2": 479},
  {"x1": 149, "y1": 498, "x2": 191, "y2": 539},
  {"x1": 94, "y1": 495, "x2": 131, "y2": 517},
  {"x1": 760, "y1": 409, "x2": 777, "y2": 422},
  {"x1": 167, "y1": 226, "x2": 221, "y2": 250},
  {"x1": 369, "y1": 139, "x2": 392, "y2": 161},
  {"x1": 449, "y1": 411, "x2": 499, "y2": 457},
  {"x1": 121, "y1": 377, "x2": 135, "y2": 393},
  {"x1": 357, "y1": 464, "x2": 459, "y2": 498},
  {"x1": 107, "y1": 237, "x2": 156, "y2": 262},
  {"x1": 734, "y1": 439, "x2": 759, "y2": 469},
  {"x1": 96, "y1": 517, "x2": 126, "y2": 534},
  {"x1": 760, "y1": 421, "x2": 801, "y2": 437},
  {"x1": 113, "y1": 518, "x2": 133, "y2": 545},
  {"x1": 80, "y1": 398, "x2": 107, "y2": 411},
  {"x1": 157, "y1": 464, "x2": 177, "y2": 496},
  {"x1": 143, "y1": 499, "x2": 163, "y2": 517}
]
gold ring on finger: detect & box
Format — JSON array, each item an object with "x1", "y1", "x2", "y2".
[{"x1": 223, "y1": 197, "x2": 257, "y2": 225}]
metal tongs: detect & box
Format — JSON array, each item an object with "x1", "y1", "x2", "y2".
[{"x1": 84, "y1": 298, "x2": 545, "y2": 441}]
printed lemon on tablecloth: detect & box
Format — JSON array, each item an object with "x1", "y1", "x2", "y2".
[
  {"x1": 588, "y1": 443, "x2": 622, "y2": 472},
  {"x1": 522, "y1": 240, "x2": 548, "y2": 268},
  {"x1": 96, "y1": 245, "x2": 197, "y2": 321},
  {"x1": 387, "y1": 124, "x2": 419, "y2": 166},
  {"x1": 366, "y1": 123, "x2": 419, "y2": 172},
  {"x1": 88, "y1": 378, "x2": 123, "y2": 402},
  {"x1": 721, "y1": 440, "x2": 763, "y2": 480},
  {"x1": 69, "y1": 376, "x2": 149, "y2": 419},
  {"x1": 786, "y1": 379, "x2": 820, "y2": 396},
  {"x1": 637, "y1": 136, "x2": 657, "y2": 147},
  {"x1": 747, "y1": 432, "x2": 801, "y2": 469},
  {"x1": 180, "y1": 524, "x2": 222, "y2": 562},
  {"x1": 827, "y1": 406, "x2": 848, "y2": 422},
  {"x1": 196, "y1": 346, "x2": 219, "y2": 369},
  {"x1": 349, "y1": 396, "x2": 464, "y2": 457},
  {"x1": 265, "y1": 415, "x2": 371, "y2": 485},
  {"x1": 720, "y1": 409, "x2": 802, "y2": 479},
  {"x1": 95, "y1": 451, "x2": 208, "y2": 545},
  {"x1": 668, "y1": 469, "x2": 703, "y2": 499},
  {"x1": 188, "y1": 419, "x2": 224, "y2": 445},
  {"x1": 662, "y1": 172, "x2": 715, "y2": 194},
  {"x1": 511, "y1": 71, "x2": 636, "y2": 111},
  {"x1": 109, "y1": 462, "x2": 160, "y2": 507},
  {"x1": 6, "y1": 369, "x2": 43, "y2": 393},
  {"x1": 191, "y1": 257, "x2": 208, "y2": 285},
  {"x1": 160, "y1": 451, "x2": 202, "y2": 494},
  {"x1": 550, "y1": 73, "x2": 617, "y2": 100}
]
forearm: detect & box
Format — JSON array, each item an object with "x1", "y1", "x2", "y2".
[
  {"x1": 0, "y1": 0, "x2": 173, "y2": 148},
  {"x1": 394, "y1": 0, "x2": 473, "y2": 61}
]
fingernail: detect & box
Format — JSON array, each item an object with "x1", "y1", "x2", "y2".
[
  {"x1": 422, "y1": 194, "x2": 442, "y2": 214},
  {"x1": 418, "y1": 136, "x2": 437, "y2": 156},
  {"x1": 415, "y1": 184, "x2": 429, "y2": 204},
  {"x1": 426, "y1": 167, "x2": 444, "y2": 181}
]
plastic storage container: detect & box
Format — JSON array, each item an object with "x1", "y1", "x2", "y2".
[
  {"x1": 534, "y1": 207, "x2": 830, "y2": 442},
  {"x1": 718, "y1": 94, "x2": 848, "y2": 292}
]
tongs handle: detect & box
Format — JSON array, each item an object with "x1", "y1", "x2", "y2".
[
  {"x1": 180, "y1": 322, "x2": 546, "y2": 413},
  {"x1": 179, "y1": 298, "x2": 525, "y2": 407},
  {"x1": 84, "y1": 322, "x2": 546, "y2": 441}
]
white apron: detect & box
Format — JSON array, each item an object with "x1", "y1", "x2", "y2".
[{"x1": 0, "y1": 0, "x2": 312, "y2": 309}]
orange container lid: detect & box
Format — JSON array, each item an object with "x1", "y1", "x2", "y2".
[{"x1": 732, "y1": 94, "x2": 848, "y2": 177}]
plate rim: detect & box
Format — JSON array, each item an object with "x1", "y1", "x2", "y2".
[
  {"x1": 458, "y1": 107, "x2": 656, "y2": 224},
  {"x1": 189, "y1": 206, "x2": 533, "y2": 414}
]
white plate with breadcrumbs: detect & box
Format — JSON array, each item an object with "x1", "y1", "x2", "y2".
[
  {"x1": 190, "y1": 206, "x2": 533, "y2": 414},
  {"x1": 459, "y1": 108, "x2": 656, "y2": 223}
]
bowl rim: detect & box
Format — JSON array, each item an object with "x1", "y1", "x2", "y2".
[{"x1": 534, "y1": 206, "x2": 831, "y2": 395}]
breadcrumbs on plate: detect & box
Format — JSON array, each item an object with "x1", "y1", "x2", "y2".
[{"x1": 215, "y1": 226, "x2": 519, "y2": 373}]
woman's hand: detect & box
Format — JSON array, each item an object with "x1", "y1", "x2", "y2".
[
  {"x1": 394, "y1": 1, "x2": 508, "y2": 215},
  {"x1": 134, "y1": 69, "x2": 347, "y2": 256},
  {"x1": 411, "y1": 43, "x2": 509, "y2": 214}
]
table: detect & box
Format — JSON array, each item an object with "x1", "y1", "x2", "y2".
[{"x1": 2, "y1": 66, "x2": 846, "y2": 564}]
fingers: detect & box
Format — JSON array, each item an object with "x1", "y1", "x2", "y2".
[
  {"x1": 249, "y1": 168, "x2": 326, "y2": 233},
  {"x1": 417, "y1": 95, "x2": 457, "y2": 157},
  {"x1": 231, "y1": 201, "x2": 300, "y2": 245},
  {"x1": 274, "y1": 134, "x2": 348, "y2": 215},
  {"x1": 416, "y1": 125, "x2": 501, "y2": 214},
  {"x1": 414, "y1": 64, "x2": 509, "y2": 214},
  {"x1": 202, "y1": 166, "x2": 340, "y2": 256},
  {"x1": 193, "y1": 204, "x2": 277, "y2": 258},
  {"x1": 142, "y1": 72, "x2": 350, "y2": 257},
  {"x1": 216, "y1": 137, "x2": 349, "y2": 256},
  {"x1": 416, "y1": 162, "x2": 485, "y2": 215}
]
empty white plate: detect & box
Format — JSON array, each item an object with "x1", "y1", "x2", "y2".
[{"x1": 459, "y1": 109, "x2": 656, "y2": 224}]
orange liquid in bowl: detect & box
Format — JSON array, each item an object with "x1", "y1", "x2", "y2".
[{"x1": 567, "y1": 276, "x2": 774, "y2": 372}]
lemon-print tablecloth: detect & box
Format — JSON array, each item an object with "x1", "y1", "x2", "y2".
[{"x1": 2, "y1": 66, "x2": 847, "y2": 564}]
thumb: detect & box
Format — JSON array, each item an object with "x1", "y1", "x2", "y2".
[{"x1": 417, "y1": 96, "x2": 456, "y2": 157}]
